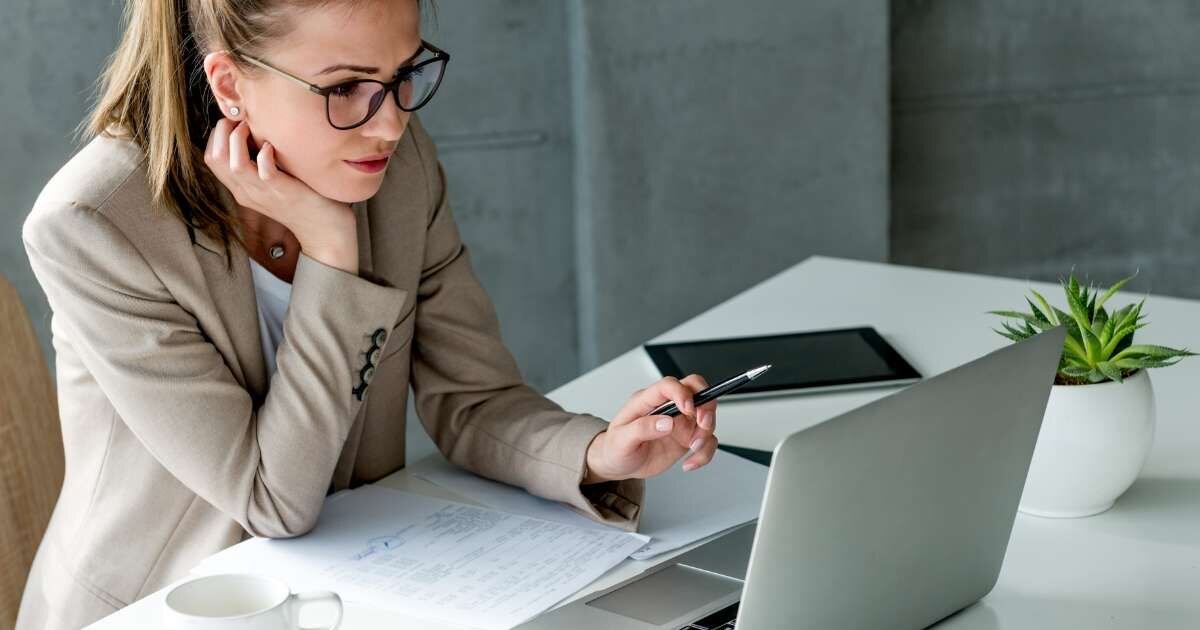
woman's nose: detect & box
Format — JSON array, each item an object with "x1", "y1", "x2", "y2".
[{"x1": 361, "y1": 94, "x2": 408, "y2": 141}]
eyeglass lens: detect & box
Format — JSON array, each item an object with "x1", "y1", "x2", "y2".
[{"x1": 327, "y1": 55, "x2": 445, "y2": 128}]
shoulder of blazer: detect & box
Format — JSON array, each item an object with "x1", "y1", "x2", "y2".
[
  {"x1": 34, "y1": 133, "x2": 147, "y2": 214},
  {"x1": 23, "y1": 134, "x2": 185, "y2": 270},
  {"x1": 23, "y1": 134, "x2": 148, "y2": 249}
]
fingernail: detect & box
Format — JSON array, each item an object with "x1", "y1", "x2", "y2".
[
  {"x1": 690, "y1": 438, "x2": 704, "y2": 452},
  {"x1": 682, "y1": 462, "x2": 696, "y2": 472},
  {"x1": 655, "y1": 417, "x2": 672, "y2": 432},
  {"x1": 699, "y1": 411, "x2": 710, "y2": 429},
  {"x1": 685, "y1": 399, "x2": 694, "y2": 414}
]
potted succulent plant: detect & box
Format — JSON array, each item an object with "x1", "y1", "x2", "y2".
[{"x1": 990, "y1": 273, "x2": 1195, "y2": 518}]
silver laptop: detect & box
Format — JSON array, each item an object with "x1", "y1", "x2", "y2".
[{"x1": 521, "y1": 326, "x2": 1065, "y2": 630}]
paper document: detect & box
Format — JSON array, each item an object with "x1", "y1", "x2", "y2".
[
  {"x1": 414, "y1": 448, "x2": 768, "y2": 560},
  {"x1": 193, "y1": 485, "x2": 648, "y2": 630}
]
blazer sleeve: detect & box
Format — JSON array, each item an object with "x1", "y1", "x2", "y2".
[
  {"x1": 406, "y1": 123, "x2": 644, "y2": 530},
  {"x1": 23, "y1": 201, "x2": 406, "y2": 539}
]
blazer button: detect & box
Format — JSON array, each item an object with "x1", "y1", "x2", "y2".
[
  {"x1": 368, "y1": 346, "x2": 382, "y2": 365},
  {"x1": 360, "y1": 364, "x2": 376, "y2": 386},
  {"x1": 372, "y1": 328, "x2": 388, "y2": 347}
]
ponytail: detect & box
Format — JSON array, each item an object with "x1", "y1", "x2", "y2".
[{"x1": 85, "y1": 0, "x2": 246, "y2": 268}]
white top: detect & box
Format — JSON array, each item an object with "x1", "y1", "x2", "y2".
[{"x1": 249, "y1": 258, "x2": 292, "y2": 378}]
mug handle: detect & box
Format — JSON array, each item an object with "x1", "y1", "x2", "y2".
[{"x1": 291, "y1": 590, "x2": 343, "y2": 630}]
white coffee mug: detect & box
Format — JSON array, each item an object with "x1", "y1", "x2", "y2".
[{"x1": 163, "y1": 573, "x2": 342, "y2": 630}]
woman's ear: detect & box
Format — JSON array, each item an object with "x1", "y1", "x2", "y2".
[{"x1": 203, "y1": 51, "x2": 246, "y2": 120}]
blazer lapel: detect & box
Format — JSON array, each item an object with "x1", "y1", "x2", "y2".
[{"x1": 189, "y1": 191, "x2": 268, "y2": 403}]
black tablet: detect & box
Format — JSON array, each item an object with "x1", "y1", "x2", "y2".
[{"x1": 643, "y1": 327, "x2": 921, "y2": 399}]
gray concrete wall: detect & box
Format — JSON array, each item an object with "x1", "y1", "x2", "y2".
[
  {"x1": 416, "y1": 2, "x2": 580, "y2": 392},
  {"x1": 891, "y1": 0, "x2": 1200, "y2": 299},
  {"x1": 570, "y1": 0, "x2": 891, "y2": 367},
  {"x1": 426, "y1": 0, "x2": 890, "y2": 377},
  {"x1": 0, "y1": 0, "x2": 120, "y2": 375}
]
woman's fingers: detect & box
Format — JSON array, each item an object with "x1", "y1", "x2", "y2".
[
  {"x1": 205, "y1": 118, "x2": 230, "y2": 167},
  {"x1": 257, "y1": 141, "x2": 275, "y2": 181},
  {"x1": 621, "y1": 415, "x2": 681, "y2": 446},
  {"x1": 228, "y1": 121, "x2": 251, "y2": 174},
  {"x1": 680, "y1": 373, "x2": 710, "y2": 393},
  {"x1": 652, "y1": 376, "x2": 697, "y2": 418},
  {"x1": 679, "y1": 374, "x2": 716, "y2": 431},
  {"x1": 682, "y1": 435, "x2": 718, "y2": 472},
  {"x1": 204, "y1": 121, "x2": 217, "y2": 162},
  {"x1": 679, "y1": 373, "x2": 716, "y2": 445},
  {"x1": 611, "y1": 376, "x2": 699, "y2": 427}
]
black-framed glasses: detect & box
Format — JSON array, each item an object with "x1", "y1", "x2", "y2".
[{"x1": 237, "y1": 40, "x2": 449, "y2": 130}]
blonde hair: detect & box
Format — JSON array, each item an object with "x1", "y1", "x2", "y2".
[{"x1": 83, "y1": 0, "x2": 420, "y2": 267}]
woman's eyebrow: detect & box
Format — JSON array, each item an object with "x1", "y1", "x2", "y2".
[{"x1": 315, "y1": 43, "x2": 425, "y2": 77}]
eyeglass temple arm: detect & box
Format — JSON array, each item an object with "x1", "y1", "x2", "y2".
[
  {"x1": 422, "y1": 39, "x2": 448, "y2": 58},
  {"x1": 237, "y1": 54, "x2": 324, "y2": 94}
]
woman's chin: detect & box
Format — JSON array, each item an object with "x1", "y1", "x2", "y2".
[{"x1": 318, "y1": 181, "x2": 384, "y2": 205}]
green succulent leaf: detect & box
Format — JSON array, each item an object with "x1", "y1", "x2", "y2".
[
  {"x1": 1095, "y1": 272, "x2": 1137, "y2": 312},
  {"x1": 1095, "y1": 361, "x2": 1124, "y2": 383},
  {"x1": 1060, "y1": 365, "x2": 1092, "y2": 377},
  {"x1": 1114, "y1": 357, "x2": 1182, "y2": 370},
  {"x1": 1109, "y1": 304, "x2": 1134, "y2": 331},
  {"x1": 1112, "y1": 344, "x2": 1197, "y2": 362},
  {"x1": 1063, "y1": 278, "x2": 1099, "y2": 360},
  {"x1": 1062, "y1": 337, "x2": 1090, "y2": 363},
  {"x1": 1025, "y1": 298, "x2": 1052, "y2": 324},
  {"x1": 1101, "y1": 324, "x2": 1138, "y2": 358},
  {"x1": 999, "y1": 322, "x2": 1034, "y2": 341},
  {"x1": 1092, "y1": 305, "x2": 1109, "y2": 341},
  {"x1": 1029, "y1": 290, "x2": 1061, "y2": 325},
  {"x1": 987, "y1": 310, "x2": 1050, "y2": 331},
  {"x1": 990, "y1": 271, "x2": 1192, "y2": 384},
  {"x1": 1052, "y1": 306, "x2": 1074, "y2": 327},
  {"x1": 993, "y1": 328, "x2": 1025, "y2": 343}
]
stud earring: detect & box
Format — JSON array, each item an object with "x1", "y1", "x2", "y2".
[{"x1": 229, "y1": 105, "x2": 240, "y2": 116}]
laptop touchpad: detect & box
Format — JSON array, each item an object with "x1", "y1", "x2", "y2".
[{"x1": 586, "y1": 563, "x2": 741, "y2": 625}]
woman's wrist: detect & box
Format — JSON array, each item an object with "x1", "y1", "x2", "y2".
[
  {"x1": 583, "y1": 431, "x2": 616, "y2": 485},
  {"x1": 301, "y1": 240, "x2": 359, "y2": 275},
  {"x1": 298, "y1": 222, "x2": 359, "y2": 275}
]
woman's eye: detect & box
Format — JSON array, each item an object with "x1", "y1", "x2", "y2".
[{"x1": 330, "y1": 82, "x2": 362, "y2": 98}]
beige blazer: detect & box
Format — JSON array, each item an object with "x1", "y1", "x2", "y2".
[{"x1": 16, "y1": 116, "x2": 643, "y2": 630}]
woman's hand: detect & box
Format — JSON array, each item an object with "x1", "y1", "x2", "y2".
[
  {"x1": 204, "y1": 118, "x2": 359, "y2": 273},
  {"x1": 583, "y1": 375, "x2": 718, "y2": 483}
]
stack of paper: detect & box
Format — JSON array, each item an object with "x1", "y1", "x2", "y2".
[
  {"x1": 413, "y1": 447, "x2": 768, "y2": 560},
  {"x1": 193, "y1": 485, "x2": 648, "y2": 630}
]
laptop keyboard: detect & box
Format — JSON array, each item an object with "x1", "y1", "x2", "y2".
[{"x1": 680, "y1": 602, "x2": 738, "y2": 629}]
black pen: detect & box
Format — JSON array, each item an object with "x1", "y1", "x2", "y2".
[{"x1": 650, "y1": 364, "x2": 772, "y2": 417}]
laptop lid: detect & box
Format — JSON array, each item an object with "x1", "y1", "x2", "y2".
[{"x1": 737, "y1": 327, "x2": 1066, "y2": 629}]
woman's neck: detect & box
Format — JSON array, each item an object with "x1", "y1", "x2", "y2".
[{"x1": 237, "y1": 206, "x2": 300, "y2": 283}]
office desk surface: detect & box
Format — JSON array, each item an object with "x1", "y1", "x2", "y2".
[{"x1": 87, "y1": 256, "x2": 1200, "y2": 629}]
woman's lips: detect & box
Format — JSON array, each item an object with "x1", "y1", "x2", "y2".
[{"x1": 344, "y1": 155, "x2": 390, "y2": 173}]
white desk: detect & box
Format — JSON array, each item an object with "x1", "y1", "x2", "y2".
[{"x1": 88, "y1": 256, "x2": 1200, "y2": 629}]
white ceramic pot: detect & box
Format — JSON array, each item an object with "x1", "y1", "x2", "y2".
[{"x1": 1019, "y1": 368, "x2": 1156, "y2": 518}]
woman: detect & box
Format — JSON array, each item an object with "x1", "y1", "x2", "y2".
[{"x1": 16, "y1": 1, "x2": 719, "y2": 627}]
